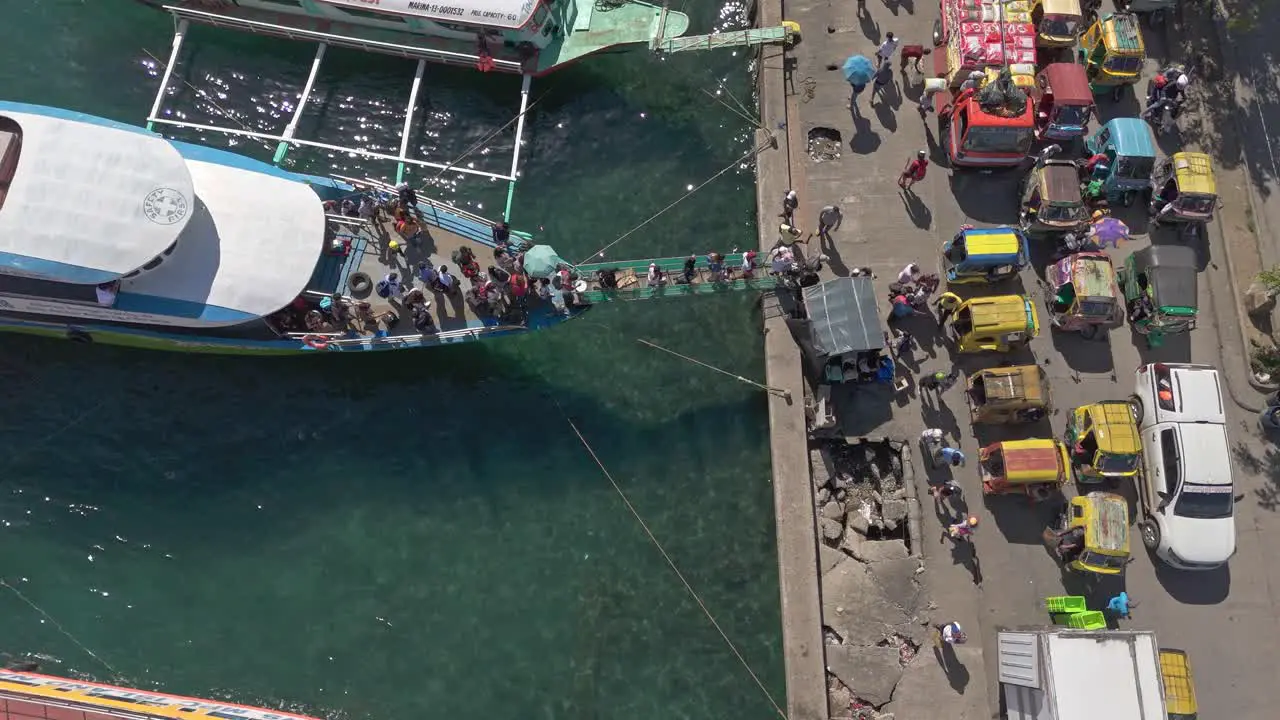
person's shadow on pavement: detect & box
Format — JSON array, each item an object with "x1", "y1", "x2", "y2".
[
  {"x1": 933, "y1": 641, "x2": 970, "y2": 693},
  {"x1": 860, "y1": 13, "x2": 880, "y2": 42},
  {"x1": 900, "y1": 190, "x2": 931, "y2": 228}
]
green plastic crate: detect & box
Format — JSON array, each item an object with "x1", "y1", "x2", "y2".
[
  {"x1": 1044, "y1": 596, "x2": 1088, "y2": 614},
  {"x1": 1066, "y1": 610, "x2": 1107, "y2": 630}
]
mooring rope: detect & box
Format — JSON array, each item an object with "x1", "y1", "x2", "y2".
[
  {"x1": 0, "y1": 580, "x2": 119, "y2": 676},
  {"x1": 557, "y1": 408, "x2": 787, "y2": 720},
  {"x1": 575, "y1": 137, "x2": 772, "y2": 265},
  {"x1": 636, "y1": 338, "x2": 790, "y2": 400}
]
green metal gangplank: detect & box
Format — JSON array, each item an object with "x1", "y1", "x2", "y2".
[
  {"x1": 576, "y1": 252, "x2": 778, "y2": 303},
  {"x1": 650, "y1": 7, "x2": 799, "y2": 54}
]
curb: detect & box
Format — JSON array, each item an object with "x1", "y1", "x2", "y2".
[
  {"x1": 894, "y1": 439, "x2": 925, "y2": 559},
  {"x1": 1204, "y1": 1, "x2": 1274, "y2": 407}
]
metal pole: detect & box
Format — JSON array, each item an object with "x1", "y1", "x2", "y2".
[
  {"x1": 146, "y1": 19, "x2": 189, "y2": 132},
  {"x1": 274, "y1": 42, "x2": 328, "y2": 165},
  {"x1": 395, "y1": 59, "x2": 428, "y2": 185},
  {"x1": 504, "y1": 74, "x2": 532, "y2": 221}
]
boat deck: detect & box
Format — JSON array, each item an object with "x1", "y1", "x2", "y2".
[{"x1": 306, "y1": 209, "x2": 539, "y2": 334}]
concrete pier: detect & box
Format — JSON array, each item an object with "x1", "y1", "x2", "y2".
[{"x1": 755, "y1": 1, "x2": 827, "y2": 717}]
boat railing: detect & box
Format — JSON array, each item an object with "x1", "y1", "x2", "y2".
[
  {"x1": 159, "y1": 6, "x2": 523, "y2": 72},
  {"x1": 285, "y1": 324, "x2": 525, "y2": 346},
  {"x1": 329, "y1": 175, "x2": 503, "y2": 232}
]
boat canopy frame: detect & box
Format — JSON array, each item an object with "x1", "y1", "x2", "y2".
[{"x1": 145, "y1": 11, "x2": 533, "y2": 219}]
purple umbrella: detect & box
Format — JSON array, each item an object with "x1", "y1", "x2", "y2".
[{"x1": 1089, "y1": 217, "x2": 1130, "y2": 248}]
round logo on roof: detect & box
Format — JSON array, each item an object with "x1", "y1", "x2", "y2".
[{"x1": 142, "y1": 187, "x2": 190, "y2": 225}]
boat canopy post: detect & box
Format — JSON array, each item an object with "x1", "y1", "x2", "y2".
[
  {"x1": 273, "y1": 42, "x2": 328, "y2": 165},
  {"x1": 146, "y1": 19, "x2": 190, "y2": 132},
  {"x1": 395, "y1": 59, "x2": 428, "y2": 186},
  {"x1": 504, "y1": 74, "x2": 532, "y2": 222}
]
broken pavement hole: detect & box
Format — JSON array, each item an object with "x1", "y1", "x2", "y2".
[
  {"x1": 877, "y1": 633, "x2": 920, "y2": 666},
  {"x1": 807, "y1": 127, "x2": 842, "y2": 162}
]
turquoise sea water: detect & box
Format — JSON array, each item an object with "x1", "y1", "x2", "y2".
[{"x1": 0, "y1": 2, "x2": 783, "y2": 719}]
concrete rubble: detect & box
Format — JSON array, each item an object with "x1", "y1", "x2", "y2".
[{"x1": 811, "y1": 439, "x2": 928, "y2": 718}]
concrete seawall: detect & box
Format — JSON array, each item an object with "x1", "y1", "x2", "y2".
[{"x1": 753, "y1": 0, "x2": 828, "y2": 717}]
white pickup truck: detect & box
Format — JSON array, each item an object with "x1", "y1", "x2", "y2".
[{"x1": 1130, "y1": 363, "x2": 1238, "y2": 570}]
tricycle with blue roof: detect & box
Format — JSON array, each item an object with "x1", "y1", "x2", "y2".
[
  {"x1": 941, "y1": 226, "x2": 1029, "y2": 285},
  {"x1": 1083, "y1": 118, "x2": 1156, "y2": 207}
]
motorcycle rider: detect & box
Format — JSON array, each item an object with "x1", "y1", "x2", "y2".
[{"x1": 1143, "y1": 67, "x2": 1189, "y2": 125}]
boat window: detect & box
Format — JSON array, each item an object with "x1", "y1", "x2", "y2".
[{"x1": 0, "y1": 116, "x2": 22, "y2": 212}]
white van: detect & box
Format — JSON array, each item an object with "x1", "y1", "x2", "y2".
[{"x1": 1130, "y1": 364, "x2": 1237, "y2": 570}]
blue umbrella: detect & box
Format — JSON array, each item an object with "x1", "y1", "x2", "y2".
[{"x1": 842, "y1": 55, "x2": 875, "y2": 86}]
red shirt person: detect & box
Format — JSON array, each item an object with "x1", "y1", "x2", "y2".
[{"x1": 899, "y1": 150, "x2": 929, "y2": 191}]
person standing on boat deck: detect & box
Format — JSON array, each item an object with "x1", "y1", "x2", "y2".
[
  {"x1": 358, "y1": 195, "x2": 377, "y2": 226},
  {"x1": 488, "y1": 264, "x2": 511, "y2": 287},
  {"x1": 436, "y1": 265, "x2": 458, "y2": 295},
  {"x1": 492, "y1": 221, "x2": 511, "y2": 248},
  {"x1": 647, "y1": 262, "x2": 666, "y2": 286},
  {"x1": 417, "y1": 260, "x2": 438, "y2": 289},
  {"x1": 376, "y1": 272, "x2": 403, "y2": 301},
  {"x1": 396, "y1": 182, "x2": 419, "y2": 218},
  {"x1": 742, "y1": 250, "x2": 758, "y2": 278},
  {"x1": 95, "y1": 280, "x2": 120, "y2": 307}
]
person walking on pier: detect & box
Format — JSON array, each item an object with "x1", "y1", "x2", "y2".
[
  {"x1": 876, "y1": 32, "x2": 900, "y2": 66},
  {"x1": 780, "y1": 189, "x2": 798, "y2": 224},
  {"x1": 898, "y1": 151, "x2": 929, "y2": 192},
  {"x1": 934, "y1": 291, "x2": 961, "y2": 328},
  {"x1": 817, "y1": 205, "x2": 842, "y2": 241}
]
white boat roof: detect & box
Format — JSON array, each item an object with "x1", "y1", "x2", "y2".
[
  {"x1": 0, "y1": 109, "x2": 195, "y2": 284},
  {"x1": 317, "y1": 0, "x2": 541, "y2": 31},
  {"x1": 120, "y1": 160, "x2": 325, "y2": 326}
]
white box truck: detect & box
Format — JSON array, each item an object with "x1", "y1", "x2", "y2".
[{"x1": 998, "y1": 628, "x2": 1167, "y2": 720}]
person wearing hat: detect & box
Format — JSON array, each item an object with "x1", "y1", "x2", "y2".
[{"x1": 899, "y1": 150, "x2": 929, "y2": 192}]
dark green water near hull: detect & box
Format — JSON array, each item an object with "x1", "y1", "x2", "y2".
[{"x1": 0, "y1": 2, "x2": 782, "y2": 719}]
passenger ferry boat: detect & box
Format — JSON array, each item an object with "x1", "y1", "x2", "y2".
[
  {"x1": 0, "y1": 101, "x2": 582, "y2": 355},
  {"x1": 0, "y1": 669, "x2": 323, "y2": 720},
  {"x1": 0, "y1": 102, "x2": 776, "y2": 355},
  {"x1": 134, "y1": 0, "x2": 691, "y2": 76}
]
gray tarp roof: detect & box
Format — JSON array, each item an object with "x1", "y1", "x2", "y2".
[
  {"x1": 803, "y1": 276, "x2": 883, "y2": 358},
  {"x1": 1134, "y1": 245, "x2": 1198, "y2": 309}
]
